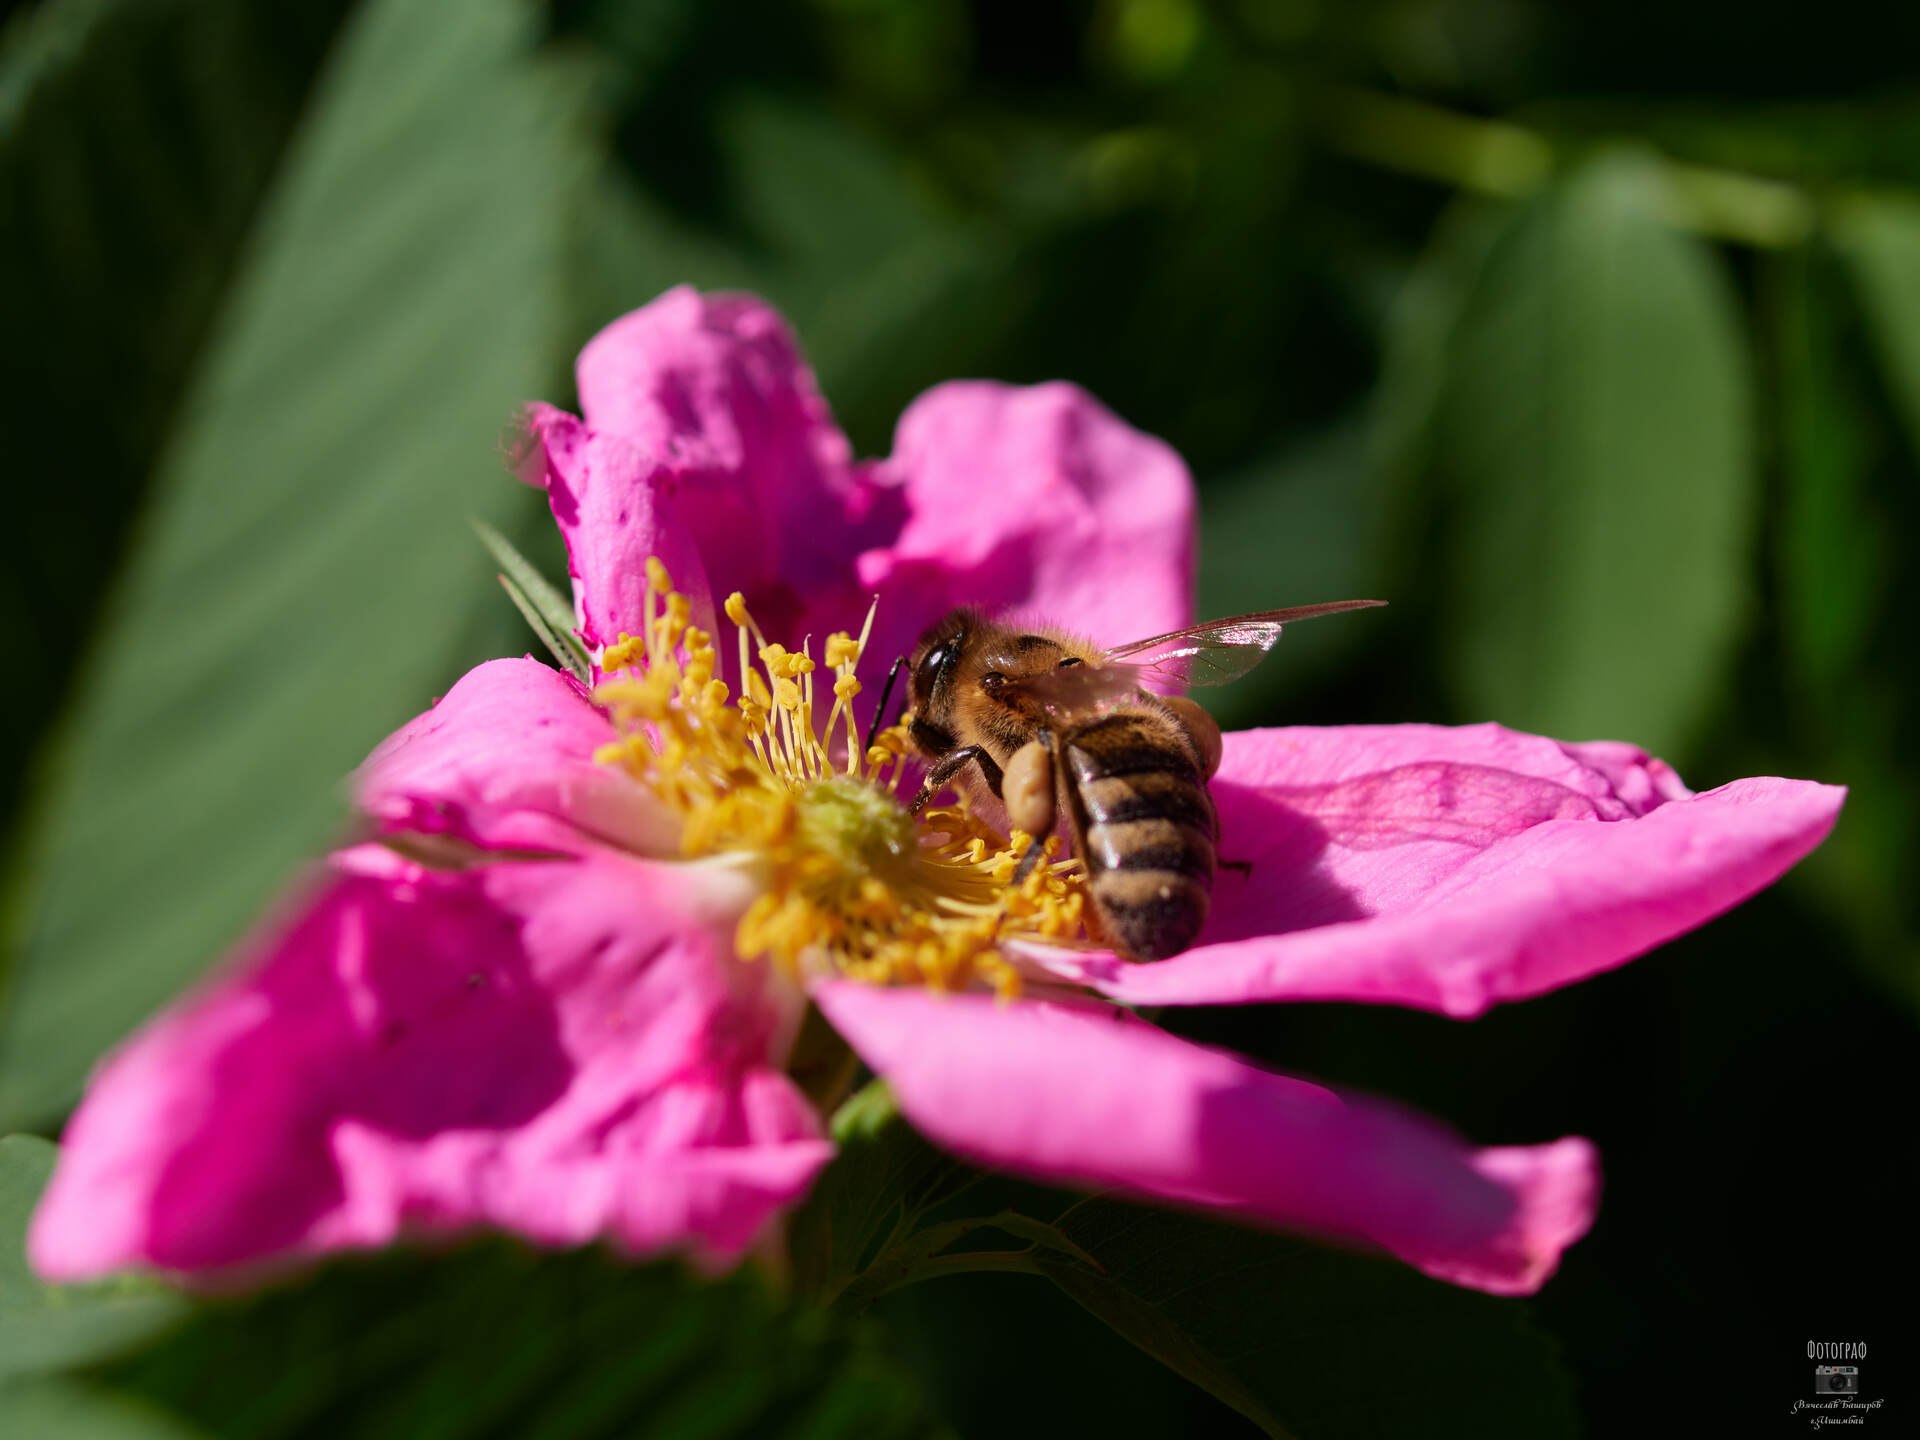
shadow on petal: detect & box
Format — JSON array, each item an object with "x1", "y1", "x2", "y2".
[
  {"x1": 1204, "y1": 761, "x2": 1616, "y2": 945},
  {"x1": 139, "y1": 869, "x2": 572, "y2": 1271}
]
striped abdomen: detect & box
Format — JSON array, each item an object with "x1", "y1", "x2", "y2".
[{"x1": 1064, "y1": 711, "x2": 1218, "y2": 962}]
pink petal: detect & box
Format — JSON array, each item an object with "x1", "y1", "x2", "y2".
[
  {"x1": 356, "y1": 657, "x2": 674, "y2": 854},
  {"x1": 570, "y1": 287, "x2": 891, "y2": 651},
  {"x1": 814, "y1": 983, "x2": 1596, "y2": 1295},
  {"x1": 536, "y1": 290, "x2": 1200, "y2": 683},
  {"x1": 520, "y1": 403, "x2": 717, "y2": 660},
  {"x1": 1027, "y1": 723, "x2": 1844, "y2": 1013},
  {"x1": 31, "y1": 847, "x2": 830, "y2": 1280},
  {"x1": 858, "y1": 380, "x2": 1195, "y2": 658}
]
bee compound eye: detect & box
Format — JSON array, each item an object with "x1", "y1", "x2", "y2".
[{"x1": 912, "y1": 644, "x2": 950, "y2": 699}]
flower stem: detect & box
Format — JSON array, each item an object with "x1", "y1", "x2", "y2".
[{"x1": 1319, "y1": 86, "x2": 1816, "y2": 248}]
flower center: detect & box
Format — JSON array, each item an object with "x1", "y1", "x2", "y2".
[{"x1": 590, "y1": 560, "x2": 1086, "y2": 995}]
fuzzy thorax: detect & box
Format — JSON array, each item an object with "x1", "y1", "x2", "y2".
[{"x1": 590, "y1": 561, "x2": 1086, "y2": 995}]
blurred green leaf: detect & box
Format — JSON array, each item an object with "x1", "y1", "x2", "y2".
[
  {"x1": 790, "y1": 1088, "x2": 960, "y2": 1305},
  {"x1": 1044, "y1": 1200, "x2": 1580, "y2": 1440},
  {"x1": 569, "y1": 92, "x2": 1012, "y2": 455},
  {"x1": 1033, "y1": 1257, "x2": 1292, "y2": 1440},
  {"x1": 0, "y1": 1135, "x2": 185, "y2": 1382},
  {"x1": 1832, "y1": 191, "x2": 1920, "y2": 456},
  {"x1": 1198, "y1": 411, "x2": 1389, "y2": 730},
  {"x1": 0, "y1": 1377, "x2": 205, "y2": 1440},
  {"x1": 1432, "y1": 150, "x2": 1754, "y2": 759},
  {"x1": 0, "y1": 0, "x2": 587, "y2": 1126},
  {"x1": 1771, "y1": 248, "x2": 1884, "y2": 694},
  {"x1": 0, "y1": 0, "x2": 356, "y2": 830},
  {"x1": 90, "y1": 1243, "x2": 941, "y2": 1440}
]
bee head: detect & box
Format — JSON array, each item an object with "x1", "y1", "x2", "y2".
[{"x1": 908, "y1": 608, "x2": 979, "y2": 723}]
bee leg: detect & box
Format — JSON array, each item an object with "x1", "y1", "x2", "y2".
[
  {"x1": 1160, "y1": 696, "x2": 1223, "y2": 779},
  {"x1": 1009, "y1": 835, "x2": 1048, "y2": 888},
  {"x1": 906, "y1": 744, "x2": 992, "y2": 815},
  {"x1": 864, "y1": 655, "x2": 911, "y2": 755}
]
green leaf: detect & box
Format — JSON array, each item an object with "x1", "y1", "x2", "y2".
[
  {"x1": 92, "y1": 1244, "x2": 943, "y2": 1440},
  {"x1": 0, "y1": 0, "x2": 588, "y2": 1126},
  {"x1": 1433, "y1": 149, "x2": 1754, "y2": 760},
  {"x1": 1832, "y1": 190, "x2": 1920, "y2": 455},
  {"x1": 1771, "y1": 247, "x2": 1885, "y2": 694},
  {"x1": 1043, "y1": 1200, "x2": 1580, "y2": 1440},
  {"x1": 0, "y1": 1378, "x2": 205, "y2": 1440},
  {"x1": 569, "y1": 93, "x2": 1010, "y2": 457},
  {"x1": 1033, "y1": 1257, "x2": 1292, "y2": 1440},
  {"x1": 1197, "y1": 411, "x2": 1390, "y2": 730},
  {"x1": 0, "y1": 1135, "x2": 185, "y2": 1382},
  {"x1": 790, "y1": 1089, "x2": 960, "y2": 1305},
  {"x1": 828, "y1": 1076, "x2": 902, "y2": 1144},
  {"x1": 0, "y1": 0, "x2": 357, "y2": 831}
]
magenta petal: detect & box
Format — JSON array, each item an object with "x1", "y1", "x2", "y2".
[
  {"x1": 357, "y1": 657, "x2": 672, "y2": 854},
  {"x1": 1030, "y1": 724, "x2": 1844, "y2": 1013},
  {"x1": 813, "y1": 983, "x2": 1596, "y2": 1295},
  {"x1": 571, "y1": 287, "x2": 891, "y2": 649},
  {"x1": 859, "y1": 381, "x2": 1195, "y2": 655},
  {"x1": 30, "y1": 848, "x2": 830, "y2": 1280},
  {"x1": 546, "y1": 291, "x2": 1202, "y2": 674},
  {"x1": 522, "y1": 403, "x2": 716, "y2": 659}
]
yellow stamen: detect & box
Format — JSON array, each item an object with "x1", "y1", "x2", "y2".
[{"x1": 589, "y1": 564, "x2": 1089, "y2": 996}]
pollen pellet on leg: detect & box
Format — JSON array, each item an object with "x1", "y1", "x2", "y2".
[{"x1": 1004, "y1": 739, "x2": 1055, "y2": 837}]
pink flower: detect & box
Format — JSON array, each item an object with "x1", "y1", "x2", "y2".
[{"x1": 30, "y1": 287, "x2": 1842, "y2": 1298}]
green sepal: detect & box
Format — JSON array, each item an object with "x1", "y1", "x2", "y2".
[{"x1": 471, "y1": 517, "x2": 590, "y2": 683}]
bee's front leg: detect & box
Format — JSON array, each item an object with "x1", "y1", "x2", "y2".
[{"x1": 905, "y1": 743, "x2": 1002, "y2": 814}]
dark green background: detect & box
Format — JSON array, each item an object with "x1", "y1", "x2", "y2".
[{"x1": 1, "y1": 0, "x2": 1914, "y2": 1434}]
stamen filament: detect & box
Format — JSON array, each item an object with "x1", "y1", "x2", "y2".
[{"x1": 591, "y1": 566, "x2": 1091, "y2": 996}]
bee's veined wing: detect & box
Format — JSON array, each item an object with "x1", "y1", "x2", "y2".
[
  {"x1": 1102, "y1": 600, "x2": 1386, "y2": 690},
  {"x1": 1006, "y1": 660, "x2": 1149, "y2": 719}
]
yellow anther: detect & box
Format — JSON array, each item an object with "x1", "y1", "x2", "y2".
[
  {"x1": 590, "y1": 554, "x2": 1089, "y2": 997},
  {"x1": 602, "y1": 634, "x2": 645, "y2": 671}
]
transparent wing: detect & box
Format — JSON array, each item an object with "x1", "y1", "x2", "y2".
[
  {"x1": 1006, "y1": 660, "x2": 1153, "y2": 720},
  {"x1": 1102, "y1": 600, "x2": 1385, "y2": 690}
]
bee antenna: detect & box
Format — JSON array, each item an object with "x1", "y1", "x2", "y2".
[{"x1": 864, "y1": 654, "x2": 911, "y2": 756}]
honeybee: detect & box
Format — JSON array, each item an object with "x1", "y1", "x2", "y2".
[{"x1": 898, "y1": 600, "x2": 1384, "y2": 961}]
